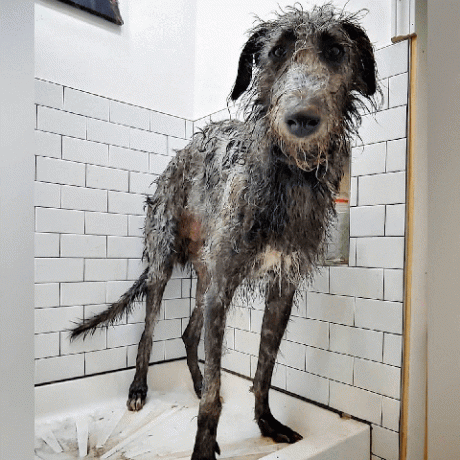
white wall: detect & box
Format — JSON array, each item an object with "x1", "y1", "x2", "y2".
[
  {"x1": 0, "y1": 2, "x2": 35, "y2": 459},
  {"x1": 35, "y1": 0, "x2": 197, "y2": 119},
  {"x1": 193, "y1": 0, "x2": 391, "y2": 119}
]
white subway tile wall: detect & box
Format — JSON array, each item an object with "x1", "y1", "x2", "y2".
[
  {"x1": 220, "y1": 41, "x2": 409, "y2": 460},
  {"x1": 34, "y1": 81, "x2": 194, "y2": 385}
]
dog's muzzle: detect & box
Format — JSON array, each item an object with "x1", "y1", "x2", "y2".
[{"x1": 284, "y1": 109, "x2": 321, "y2": 138}]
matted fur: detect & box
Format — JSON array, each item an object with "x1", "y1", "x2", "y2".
[{"x1": 71, "y1": 4, "x2": 378, "y2": 459}]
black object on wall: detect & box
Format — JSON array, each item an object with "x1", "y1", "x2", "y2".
[{"x1": 56, "y1": 0, "x2": 123, "y2": 25}]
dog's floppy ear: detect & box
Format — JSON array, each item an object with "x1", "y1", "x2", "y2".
[
  {"x1": 343, "y1": 21, "x2": 377, "y2": 97},
  {"x1": 230, "y1": 28, "x2": 268, "y2": 101}
]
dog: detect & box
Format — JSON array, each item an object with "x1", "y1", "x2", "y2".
[{"x1": 71, "y1": 5, "x2": 377, "y2": 459}]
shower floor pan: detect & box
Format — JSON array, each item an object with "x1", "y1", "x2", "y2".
[{"x1": 35, "y1": 360, "x2": 369, "y2": 460}]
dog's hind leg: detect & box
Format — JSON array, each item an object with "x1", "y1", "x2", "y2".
[
  {"x1": 182, "y1": 272, "x2": 207, "y2": 398},
  {"x1": 127, "y1": 269, "x2": 172, "y2": 411},
  {"x1": 253, "y1": 276, "x2": 303, "y2": 443}
]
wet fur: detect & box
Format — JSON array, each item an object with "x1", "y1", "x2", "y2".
[{"x1": 70, "y1": 5, "x2": 377, "y2": 459}]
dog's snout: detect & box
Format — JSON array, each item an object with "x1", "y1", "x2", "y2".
[{"x1": 285, "y1": 111, "x2": 321, "y2": 138}]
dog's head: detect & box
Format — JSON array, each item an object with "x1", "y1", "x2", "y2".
[{"x1": 230, "y1": 5, "x2": 378, "y2": 171}]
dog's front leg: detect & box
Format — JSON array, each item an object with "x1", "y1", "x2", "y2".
[
  {"x1": 191, "y1": 281, "x2": 233, "y2": 460},
  {"x1": 253, "y1": 276, "x2": 303, "y2": 443}
]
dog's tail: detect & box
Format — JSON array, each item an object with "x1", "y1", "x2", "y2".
[{"x1": 70, "y1": 268, "x2": 149, "y2": 341}]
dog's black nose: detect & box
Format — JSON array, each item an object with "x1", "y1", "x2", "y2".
[{"x1": 285, "y1": 111, "x2": 321, "y2": 137}]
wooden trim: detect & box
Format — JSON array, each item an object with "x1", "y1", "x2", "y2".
[{"x1": 400, "y1": 35, "x2": 417, "y2": 460}]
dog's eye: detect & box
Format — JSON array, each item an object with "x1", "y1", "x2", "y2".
[
  {"x1": 323, "y1": 44, "x2": 345, "y2": 63},
  {"x1": 269, "y1": 45, "x2": 287, "y2": 60}
]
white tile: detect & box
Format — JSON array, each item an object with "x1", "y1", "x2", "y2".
[
  {"x1": 108, "y1": 191, "x2": 145, "y2": 216},
  {"x1": 351, "y1": 143, "x2": 386, "y2": 176},
  {"x1": 375, "y1": 40, "x2": 409, "y2": 79},
  {"x1": 185, "y1": 120, "x2": 194, "y2": 139},
  {"x1": 306, "y1": 347, "x2": 353, "y2": 384},
  {"x1": 60, "y1": 282, "x2": 106, "y2": 306},
  {"x1": 126, "y1": 301, "x2": 147, "y2": 324},
  {"x1": 286, "y1": 316, "x2": 329, "y2": 349},
  {"x1": 37, "y1": 106, "x2": 86, "y2": 139},
  {"x1": 110, "y1": 101, "x2": 149, "y2": 129},
  {"x1": 36, "y1": 130, "x2": 61, "y2": 159},
  {"x1": 308, "y1": 267, "x2": 329, "y2": 293},
  {"x1": 388, "y1": 72, "x2": 409, "y2": 108},
  {"x1": 61, "y1": 329, "x2": 106, "y2": 355},
  {"x1": 277, "y1": 340, "x2": 306, "y2": 370},
  {"x1": 106, "y1": 280, "x2": 135, "y2": 303},
  {"x1": 35, "y1": 354, "x2": 85, "y2": 384},
  {"x1": 330, "y1": 324, "x2": 383, "y2": 361},
  {"x1": 129, "y1": 171, "x2": 157, "y2": 195},
  {"x1": 227, "y1": 306, "x2": 251, "y2": 330},
  {"x1": 355, "y1": 359, "x2": 401, "y2": 399},
  {"x1": 307, "y1": 292, "x2": 354, "y2": 326},
  {"x1": 35, "y1": 283, "x2": 60, "y2": 308},
  {"x1": 286, "y1": 367, "x2": 329, "y2": 405},
  {"x1": 162, "y1": 279, "x2": 182, "y2": 299},
  {"x1": 349, "y1": 238, "x2": 357, "y2": 266},
  {"x1": 34, "y1": 181, "x2": 60, "y2": 208},
  {"x1": 86, "y1": 347, "x2": 127, "y2": 375},
  {"x1": 35, "y1": 233, "x2": 60, "y2": 257},
  {"x1": 35, "y1": 79, "x2": 63, "y2": 109},
  {"x1": 330, "y1": 266, "x2": 384, "y2": 299},
  {"x1": 358, "y1": 106, "x2": 407, "y2": 146},
  {"x1": 130, "y1": 128, "x2": 167, "y2": 154},
  {"x1": 181, "y1": 278, "x2": 192, "y2": 298},
  {"x1": 234, "y1": 329, "x2": 260, "y2": 356},
  {"x1": 150, "y1": 111, "x2": 185, "y2": 138},
  {"x1": 109, "y1": 146, "x2": 149, "y2": 173},
  {"x1": 164, "y1": 298, "x2": 190, "y2": 319},
  {"x1": 150, "y1": 153, "x2": 172, "y2": 175},
  {"x1": 85, "y1": 259, "x2": 127, "y2": 282},
  {"x1": 386, "y1": 204, "x2": 406, "y2": 236},
  {"x1": 329, "y1": 380, "x2": 382, "y2": 424},
  {"x1": 382, "y1": 397, "x2": 401, "y2": 431},
  {"x1": 222, "y1": 349, "x2": 251, "y2": 376},
  {"x1": 36, "y1": 157, "x2": 85, "y2": 186},
  {"x1": 87, "y1": 118, "x2": 130, "y2": 147},
  {"x1": 168, "y1": 136, "x2": 189, "y2": 156},
  {"x1": 127, "y1": 258, "x2": 147, "y2": 280},
  {"x1": 355, "y1": 298, "x2": 403, "y2": 334},
  {"x1": 64, "y1": 88, "x2": 109, "y2": 120},
  {"x1": 61, "y1": 185, "x2": 107, "y2": 212},
  {"x1": 154, "y1": 319, "x2": 182, "y2": 340},
  {"x1": 386, "y1": 138, "x2": 407, "y2": 172},
  {"x1": 86, "y1": 164, "x2": 129, "y2": 192},
  {"x1": 62, "y1": 137, "x2": 108, "y2": 166},
  {"x1": 165, "y1": 338, "x2": 186, "y2": 360},
  {"x1": 356, "y1": 237, "x2": 405, "y2": 269},
  {"x1": 85, "y1": 211, "x2": 128, "y2": 236},
  {"x1": 107, "y1": 323, "x2": 144, "y2": 348},
  {"x1": 384, "y1": 333, "x2": 403, "y2": 367},
  {"x1": 350, "y1": 206, "x2": 385, "y2": 237},
  {"x1": 128, "y1": 215, "x2": 145, "y2": 237},
  {"x1": 250, "y1": 309, "x2": 264, "y2": 333},
  {"x1": 36, "y1": 207, "x2": 84, "y2": 234},
  {"x1": 35, "y1": 258, "x2": 84, "y2": 283},
  {"x1": 61, "y1": 234, "x2": 106, "y2": 258},
  {"x1": 384, "y1": 269, "x2": 404, "y2": 302},
  {"x1": 372, "y1": 425, "x2": 400, "y2": 460},
  {"x1": 358, "y1": 172, "x2": 406, "y2": 206},
  {"x1": 35, "y1": 332, "x2": 60, "y2": 359},
  {"x1": 35, "y1": 305, "x2": 83, "y2": 333}
]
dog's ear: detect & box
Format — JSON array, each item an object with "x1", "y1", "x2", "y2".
[
  {"x1": 230, "y1": 28, "x2": 268, "y2": 101},
  {"x1": 343, "y1": 22, "x2": 377, "y2": 97}
]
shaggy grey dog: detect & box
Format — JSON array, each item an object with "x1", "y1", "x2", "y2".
[{"x1": 71, "y1": 4, "x2": 377, "y2": 459}]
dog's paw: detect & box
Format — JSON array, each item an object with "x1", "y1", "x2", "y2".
[
  {"x1": 257, "y1": 413, "x2": 303, "y2": 444},
  {"x1": 127, "y1": 385, "x2": 147, "y2": 411},
  {"x1": 190, "y1": 441, "x2": 220, "y2": 460}
]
